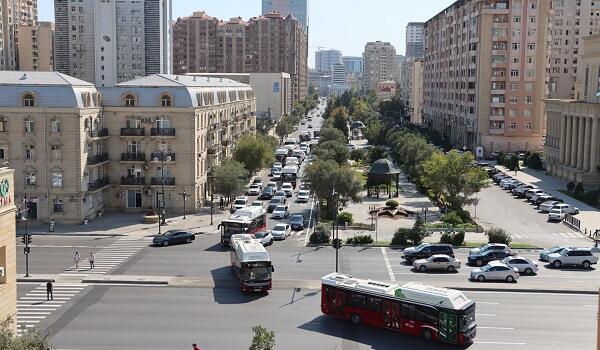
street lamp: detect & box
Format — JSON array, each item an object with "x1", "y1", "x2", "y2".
[
  {"x1": 17, "y1": 195, "x2": 32, "y2": 277},
  {"x1": 179, "y1": 189, "x2": 188, "y2": 219},
  {"x1": 153, "y1": 151, "x2": 172, "y2": 233}
]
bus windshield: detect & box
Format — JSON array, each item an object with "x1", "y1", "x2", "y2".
[
  {"x1": 460, "y1": 305, "x2": 476, "y2": 332},
  {"x1": 244, "y1": 266, "x2": 272, "y2": 282},
  {"x1": 222, "y1": 222, "x2": 247, "y2": 237}
]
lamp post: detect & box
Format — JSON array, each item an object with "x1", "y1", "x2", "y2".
[
  {"x1": 153, "y1": 151, "x2": 172, "y2": 233},
  {"x1": 179, "y1": 189, "x2": 188, "y2": 219},
  {"x1": 17, "y1": 195, "x2": 32, "y2": 277}
]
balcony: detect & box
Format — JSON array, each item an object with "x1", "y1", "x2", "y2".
[
  {"x1": 151, "y1": 128, "x2": 176, "y2": 137},
  {"x1": 120, "y1": 128, "x2": 145, "y2": 137},
  {"x1": 489, "y1": 128, "x2": 505, "y2": 135},
  {"x1": 150, "y1": 152, "x2": 176, "y2": 162},
  {"x1": 88, "y1": 176, "x2": 109, "y2": 191},
  {"x1": 87, "y1": 128, "x2": 109, "y2": 138},
  {"x1": 151, "y1": 177, "x2": 176, "y2": 186},
  {"x1": 87, "y1": 152, "x2": 109, "y2": 165},
  {"x1": 121, "y1": 176, "x2": 146, "y2": 185},
  {"x1": 121, "y1": 153, "x2": 146, "y2": 162}
]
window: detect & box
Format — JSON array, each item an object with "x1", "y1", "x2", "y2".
[
  {"x1": 526, "y1": 96, "x2": 533, "y2": 104},
  {"x1": 508, "y1": 123, "x2": 517, "y2": 130},
  {"x1": 25, "y1": 170, "x2": 36, "y2": 185},
  {"x1": 125, "y1": 94, "x2": 136, "y2": 107},
  {"x1": 510, "y1": 70, "x2": 520, "y2": 77},
  {"x1": 0, "y1": 147, "x2": 6, "y2": 160},
  {"x1": 23, "y1": 94, "x2": 35, "y2": 107},
  {"x1": 366, "y1": 297, "x2": 383, "y2": 312},
  {"x1": 51, "y1": 119, "x2": 61, "y2": 133},
  {"x1": 525, "y1": 123, "x2": 532, "y2": 130},
  {"x1": 24, "y1": 145, "x2": 35, "y2": 160},
  {"x1": 52, "y1": 172, "x2": 63, "y2": 187},
  {"x1": 0, "y1": 117, "x2": 7, "y2": 132},
  {"x1": 160, "y1": 95, "x2": 171, "y2": 107},
  {"x1": 51, "y1": 145, "x2": 61, "y2": 160},
  {"x1": 348, "y1": 293, "x2": 367, "y2": 309},
  {"x1": 524, "y1": 109, "x2": 532, "y2": 117},
  {"x1": 25, "y1": 118, "x2": 35, "y2": 133},
  {"x1": 52, "y1": 199, "x2": 64, "y2": 213}
]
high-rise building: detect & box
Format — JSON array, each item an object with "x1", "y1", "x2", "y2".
[
  {"x1": 172, "y1": 11, "x2": 308, "y2": 102},
  {"x1": 16, "y1": 21, "x2": 54, "y2": 71},
  {"x1": 262, "y1": 0, "x2": 308, "y2": 33},
  {"x1": 331, "y1": 63, "x2": 347, "y2": 86},
  {"x1": 342, "y1": 56, "x2": 363, "y2": 75},
  {"x1": 363, "y1": 41, "x2": 397, "y2": 90},
  {"x1": 53, "y1": 0, "x2": 172, "y2": 86},
  {"x1": 315, "y1": 49, "x2": 342, "y2": 74},
  {"x1": 1, "y1": 0, "x2": 38, "y2": 70},
  {"x1": 400, "y1": 59, "x2": 424, "y2": 124},
  {"x1": 423, "y1": 0, "x2": 550, "y2": 153},
  {"x1": 405, "y1": 22, "x2": 424, "y2": 59}
]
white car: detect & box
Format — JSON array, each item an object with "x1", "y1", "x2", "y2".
[
  {"x1": 274, "y1": 190, "x2": 287, "y2": 200},
  {"x1": 501, "y1": 256, "x2": 539, "y2": 275},
  {"x1": 271, "y1": 223, "x2": 291, "y2": 240},
  {"x1": 297, "y1": 190, "x2": 310, "y2": 203},
  {"x1": 272, "y1": 205, "x2": 290, "y2": 219},
  {"x1": 253, "y1": 231, "x2": 274, "y2": 246},
  {"x1": 470, "y1": 261, "x2": 520, "y2": 282},
  {"x1": 281, "y1": 183, "x2": 294, "y2": 197},
  {"x1": 247, "y1": 184, "x2": 261, "y2": 196},
  {"x1": 552, "y1": 203, "x2": 579, "y2": 215},
  {"x1": 547, "y1": 247, "x2": 599, "y2": 269},
  {"x1": 548, "y1": 208, "x2": 565, "y2": 221},
  {"x1": 525, "y1": 188, "x2": 546, "y2": 200},
  {"x1": 413, "y1": 255, "x2": 461, "y2": 273},
  {"x1": 251, "y1": 201, "x2": 264, "y2": 208},
  {"x1": 286, "y1": 157, "x2": 299, "y2": 167},
  {"x1": 530, "y1": 191, "x2": 550, "y2": 202},
  {"x1": 272, "y1": 170, "x2": 282, "y2": 179},
  {"x1": 231, "y1": 196, "x2": 248, "y2": 213},
  {"x1": 538, "y1": 200, "x2": 563, "y2": 213}
]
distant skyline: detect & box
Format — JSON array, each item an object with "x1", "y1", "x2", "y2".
[{"x1": 38, "y1": 0, "x2": 456, "y2": 68}]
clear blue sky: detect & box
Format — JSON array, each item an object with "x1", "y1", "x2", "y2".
[{"x1": 38, "y1": 0, "x2": 456, "y2": 68}]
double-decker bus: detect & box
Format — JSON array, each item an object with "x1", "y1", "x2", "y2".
[
  {"x1": 230, "y1": 234, "x2": 274, "y2": 293},
  {"x1": 218, "y1": 206, "x2": 267, "y2": 245},
  {"x1": 321, "y1": 273, "x2": 476, "y2": 345}
]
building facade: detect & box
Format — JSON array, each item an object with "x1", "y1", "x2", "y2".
[
  {"x1": 396, "y1": 54, "x2": 406, "y2": 83},
  {"x1": 0, "y1": 167, "x2": 16, "y2": 333},
  {"x1": 400, "y1": 59, "x2": 424, "y2": 124},
  {"x1": 423, "y1": 0, "x2": 550, "y2": 153},
  {"x1": 363, "y1": 41, "x2": 397, "y2": 91},
  {"x1": 342, "y1": 56, "x2": 363, "y2": 75},
  {"x1": 376, "y1": 81, "x2": 397, "y2": 101},
  {"x1": 53, "y1": 0, "x2": 172, "y2": 86},
  {"x1": 262, "y1": 0, "x2": 308, "y2": 32},
  {"x1": 1, "y1": 0, "x2": 38, "y2": 71},
  {"x1": 315, "y1": 49, "x2": 342, "y2": 74},
  {"x1": 16, "y1": 21, "x2": 54, "y2": 71},
  {"x1": 545, "y1": 34, "x2": 600, "y2": 189},
  {"x1": 406, "y1": 22, "x2": 425, "y2": 59}
]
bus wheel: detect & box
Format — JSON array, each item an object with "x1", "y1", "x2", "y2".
[
  {"x1": 421, "y1": 328, "x2": 433, "y2": 341},
  {"x1": 350, "y1": 313, "x2": 361, "y2": 325}
]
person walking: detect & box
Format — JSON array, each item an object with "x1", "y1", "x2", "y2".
[
  {"x1": 74, "y1": 251, "x2": 81, "y2": 271},
  {"x1": 219, "y1": 196, "x2": 224, "y2": 211},
  {"x1": 46, "y1": 280, "x2": 53, "y2": 301},
  {"x1": 192, "y1": 343, "x2": 201, "y2": 350},
  {"x1": 89, "y1": 251, "x2": 95, "y2": 269}
]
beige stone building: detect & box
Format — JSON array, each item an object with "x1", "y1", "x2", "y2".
[
  {"x1": 545, "y1": 34, "x2": 600, "y2": 189},
  {"x1": 423, "y1": 0, "x2": 550, "y2": 153},
  {"x1": 0, "y1": 167, "x2": 17, "y2": 333},
  {"x1": 16, "y1": 21, "x2": 53, "y2": 71},
  {"x1": 400, "y1": 59, "x2": 424, "y2": 124},
  {"x1": 362, "y1": 41, "x2": 397, "y2": 91}
]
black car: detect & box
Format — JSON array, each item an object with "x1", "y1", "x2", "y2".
[
  {"x1": 402, "y1": 243, "x2": 454, "y2": 263},
  {"x1": 260, "y1": 186, "x2": 275, "y2": 200},
  {"x1": 467, "y1": 250, "x2": 512, "y2": 266},
  {"x1": 267, "y1": 198, "x2": 285, "y2": 213},
  {"x1": 290, "y1": 214, "x2": 305, "y2": 230},
  {"x1": 153, "y1": 230, "x2": 195, "y2": 247}
]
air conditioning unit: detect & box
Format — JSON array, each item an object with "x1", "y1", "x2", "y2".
[{"x1": 0, "y1": 266, "x2": 5, "y2": 279}]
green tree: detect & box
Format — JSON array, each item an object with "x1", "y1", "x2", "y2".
[
  {"x1": 367, "y1": 145, "x2": 387, "y2": 164},
  {"x1": 1, "y1": 316, "x2": 55, "y2": 350},
  {"x1": 505, "y1": 154, "x2": 520, "y2": 171},
  {"x1": 527, "y1": 152, "x2": 543, "y2": 170},
  {"x1": 349, "y1": 148, "x2": 367, "y2": 163},
  {"x1": 407, "y1": 215, "x2": 429, "y2": 245},
  {"x1": 249, "y1": 325, "x2": 275, "y2": 350},
  {"x1": 318, "y1": 127, "x2": 347, "y2": 145},
  {"x1": 212, "y1": 160, "x2": 248, "y2": 200},
  {"x1": 233, "y1": 136, "x2": 274, "y2": 175},
  {"x1": 421, "y1": 150, "x2": 490, "y2": 210},
  {"x1": 314, "y1": 141, "x2": 350, "y2": 165},
  {"x1": 331, "y1": 107, "x2": 350, "y2": 137}
]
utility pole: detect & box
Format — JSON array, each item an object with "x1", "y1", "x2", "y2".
[{"x1": 179, "y1": 189, "x2": 188, "y2": 219}]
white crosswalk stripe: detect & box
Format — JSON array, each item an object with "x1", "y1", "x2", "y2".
[
  {"x1": 16, "y1": 284, "x2": 87, "y2": 336},
  {"x1": 60, "y1": 237, "x2": 151, "y2": 276}
]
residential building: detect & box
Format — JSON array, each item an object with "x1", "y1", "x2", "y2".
[
  {"x1": 406, "y1": 22, "x2": 425, "y2": 59},
  {"x1": 342, "y1": 56, "x2": 363, "y2": 75},
  {"x1": 400, "y1": 59, "x2": 424, "y2": 124},
  {"x1": 53, "y1": 0, "x2": 172, "y2": 86},
  {"x1": 262, "y1": 0, "x2": 308, "y2": 32},
  {"x1": 545, "y1": 34, "x2": 600, "y2": 189},
  {"x1": 376, "y1": 81, "x2": 397, "y2": 101},
  {"x1": 16, "y1": 21, "x2": 54, "y2": 71},
  {"x1": 363, "y1": 41, "x2": 397, "y2": 90},
  {"x1": 0, "y1": 167, "x2": 16, "y2": 334},
  {"x1": 315, "y1": 49, "x2": 342, "y2": 74},
  {"x1": 423, "y1": 0, "x2": 550, "y2": 153},
  {"x1": 1, "y1": 0, "x2": 38, "y2": 70},
  {"x1": 172, "y1": 11, "x2": 307, "y2": 103}
]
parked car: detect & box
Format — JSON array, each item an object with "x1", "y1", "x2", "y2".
[
  {"x1": 413, "y1": 255, "x2": 461, "y2": 273},
  {"x1": 290, "y1": 214, "x2": 305, "y2": 230},
  {"x1": 502, "y1": 180, "x2": 522, "y2": 190},
  {"x1": 153, "y1": 230, "x2": 195, "y2": 247},
  {"x1": 486, "y1": 152, "x2": 500, "y2": 161},
  {"x1": 253, "y1": 231, "x2": 274, "y2": 246},
  {"x1": 499, "y1": 178, "x2": 517, "y2": 188},
  {"x1": 539, "y1": 245, "x2": 573, "y2": 262},
  {"x1": 260, "y1": 186, "x2": 275, "y2": 200},
  {"x1": 538, "y1": 200, "x2": 564, "y2": 212},
  {"x1": 469, "y1": 243, "x2": 512, "y2": 256},
  {"x1": 272, "y1": 205, "x2": 290, "y2": 219},
  {"x1": 512, "y1": 184, "x2": 534, "y2": 196},
  {"x1": 271, "y1": 223, "x2": 291, "y2": 240},
  {"x1": 297, "y1": 190, "x2": 310, "y2": 203},
  {"x1": 552, "y1": 203, "x2": 579, "y2": 215},
  {"x1": 267, "y1": 197, "x2": 285, "y2": 213},
  {"x1": 526, "y1": 189, "x2": 547, "y2": 201},
  {"x1": 492, "y1": 173, "x2": 509, "y2": 183},
  {"x1": 547, "y1": 247, "x2": 598, "y2": 269},
  {"x1": 247, "y1": 184, "x2": 261, "y2": 196},
  {"x1": 501, "y1": 256, "x2": 539, "y2": 275},
  {"x1": 534, "y1": 195, "x2": 563, "y2": 207},
  {"x1": 402, "y1": 243, "x2": 454, "y2": 263},
  {"x1": 468, "y1": 249, "x2": 513, "y2": 266},
  {"x1": 231, "y1": 196, "x2": 248, "y2": 213},
  {"x1": 470, "y1": 261, "x2": 520, "y2": 282},
  {"x1": 548, "y1": 208, "x2": 566, "y2": 221},
  {"x1": 281, "y1": 183, "x2": 294, "y2": 197}
]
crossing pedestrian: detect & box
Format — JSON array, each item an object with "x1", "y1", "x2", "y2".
[
  {"x1": 89, "y1": 251, "x2": 95, "y2": 269},
  {"x1": 74, "y1": 251, "x2": 81, "y2": 271},
  {"x1": 46, "y1": 280, "x2": 53, "y2": 300}
]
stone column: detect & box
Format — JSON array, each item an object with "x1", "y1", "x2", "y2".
[
  {"x1": 559, "y1": 115, "x2": 567, "y2": 162},
  {"x1": 570, "y1": 115, "x2": 578, "y2": 167},
  {"x1": 590, "y1": 117, "x2": 600, "y2": 173},
  {"x1": 564, "y1": 115, "x2": 572, "y2": 165},
  {"x1": 584, "y1": 117, "x2": 592, "y2": 171},
  {"x1": 577, "y1": 116, "x2": 586, "y2": 169}
]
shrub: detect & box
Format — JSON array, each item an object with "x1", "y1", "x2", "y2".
[
  {"x1": 350, "y1": 148, "x2": 367, "y2": 162},
  {"x1": 385, "y1": 199, "x2": 399, "y2": 209},
  {"x1": 309, "y1": 224, "x2": 331, "y2": 244},
  {"x1": 486, "y1": 227, "x2": 512, "y2": 245},
  {"x1": 567, "y1": 181, "x2": 575, "y2": 192},
  {"x1": 581, "y1": 191, "x2": 600, "y2": 207},
  {"x1": 336, "y1": 212, "x2": 354, "y2": 225},
  {"x1": 527, "y1": 152, "x2": 543, "y2": 170},
  {"x1": 497, "y1": 151, "x2": 506, "y2": 166},
  {"x1": 407, "y1": 215, "x2": 430, "y2": 245},
  {"x1": 438, "y1": 230, "x2": 465, "y2": 246},
  {"x1": 346, "y1": 235, "x2": 374, "y2": 245},
  {"x1": 505, "y1": 155, "x2": 520, "y2": 171},
  {"x1": 442, "y1": 212, "x2": 463, "y2": 226},
  {"x1": 455, "y1": 209, "x2": 471, "y2": 223},
  {"x1": 391, "y1": 228, "x2": 410, "y2": 246},
  {"x1": 574, "y1": 182, "x2": 585, "y2": 199},
  {"x1": 439, "y1": 232, "x2": 453, "y2": 244}
]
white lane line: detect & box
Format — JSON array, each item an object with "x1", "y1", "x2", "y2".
[
  {"x1": 476, "y1": 314, "x2": 496, "y2": 316},
  {"x1": 474, "y1": 341, "x2": 526, "y2": 345},
  {"x1": 477, "y1": 327, "x2": 514, "y2": 330},
  {"x1": 381, "y1": 247, "x2": 396, "y2": 282},
  {"x1": 584, "y1": 305, "x2": 596, "y2": 307},
  {"x1": 476, "y1": 302, "x2": 500, "y2": 305}
]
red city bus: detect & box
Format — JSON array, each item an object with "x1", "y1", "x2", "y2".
[
  {"x1": 321, "y1": 273, "x2": 477, "y2": 345},
  {"x1": 230, "y1": 234, "x2": 274, "y2": 293},
  {"x1": 219, "y1": 206, "x2": 267, "y2": 245}
]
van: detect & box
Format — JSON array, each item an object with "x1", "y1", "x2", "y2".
[{"x1": 285, "y1": 157, "x2": 299, "y2": 167}]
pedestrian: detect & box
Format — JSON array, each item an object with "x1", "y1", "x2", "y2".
[
  {"x1": 74, "y1": 251, "x2": 81, "y2": 271},
  {"x1": 89, "y1": 251, "x2": 95, "y2": 269},
  {"x1": 219, "y1": 196, "x2": 224, "y2": 210},
  {"x1": 46, "y1": 280, "x2": 53, "y2": 301},
  {"x1": 192, "y1": 343, "x2": 201, "y2": 350}
]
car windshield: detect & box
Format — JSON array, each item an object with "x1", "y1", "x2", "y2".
[
  {"x1": 244, "y1": 266, "x2": 271, "y2": 282},
  {"x1": 299, "y1": 191, "x2": 309, "y2": 196},
  {"x1": 270, "y1": 199, "x2": 280, "y2": 204},
  {"x1": 273, "y1": 224, "x2": 286, "y2": 231},
  {"x1": 254, "y1": 232, "x2": 265, "y2": 238},
  {"x1": 291, "y1": 215, "x2": 303, "y2": 222},
  {"x1": 481, "y1": 265, "x2": 492, "y2": 271},
  {"x1": 234, "y1": 200, "x2": 246, "y2": 205},
  {"x1": 416, "y1": 243, "x2": 429, "y2": 250},
  {"x1": 274, "y1": 206, "x2": 286, "y2": 212}
]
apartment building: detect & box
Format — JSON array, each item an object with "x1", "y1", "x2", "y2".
[
  {"x1": 545, "y1": 34, "x2": 600, "y2": 189},
  {"x1": 406, "y1": 22, "x2": 425, "y2": 59},
  {"x1": 53, "y1": 0, "x2": 171, "y2": 86},
  {"x1": 172, "y1": 11, "x2": 307, "y2": 103},
  {"x1": 0, "y1": 167, "x2": 16, "y2": 334},
  {"x1": 400, "y1": 59, "x2": 424, "y2": 124},
  {"x1": 315, "y1": 49, "x2": 342, "y2": 74},
  {"x1": 1, "y1": 0, "x2": 38, "y2": 70},
  {"x1": 16, "y1": 21, "x2": 53, "y2": 71},
  {"x1": 262, "y1": 0, "x2": 309, "y2": 33},
  {"x1": 363, "y1": 41, "x2": 397, "y2": 91},
  {"x1": 423, "y1": 0, "x2": 550, "y2": 153}
]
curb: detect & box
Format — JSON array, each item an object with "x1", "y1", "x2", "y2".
[
  {"x1": 18, "y1": 232, "x2": 124, "y2": 237},
  {"x1": 453, "y1": 286, "x2": 598, "y2": 295},
  {"x1": 17, "y1": 278, "x2": 55, "y2": 283},
  {"x1": 82, "y1": 279, "x2": 169, "y2": 285}
]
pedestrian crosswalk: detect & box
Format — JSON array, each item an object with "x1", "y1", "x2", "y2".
[
  {"x1": 16, "y1": 283, "x2": 87, "y2": 336},
  {"x1": 61, "y1": 237, "x2": 151, "y2": 276},
  {"x1": 511, "y1": 231, "x2": 583, "y2": 240}
]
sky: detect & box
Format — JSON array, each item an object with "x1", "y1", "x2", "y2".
[{"x1": 38, "y1": 0, "x2": 457, "y2": 68}]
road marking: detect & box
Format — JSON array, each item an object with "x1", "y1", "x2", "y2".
[
  {"x1": 476, "y1": 314, "x2": 496, "y2": 316},
  {"x1": 584, "y1": 305, "x2": 596, "y2": 307},
  {"x1": 474, "y1": 341, "x2": 526, "y2": 345},
  {"x1": 558, "y1": 232, "x2": 570, "y2": 238},
  {"x1": 381, "y1": 247, "x2": 396, "y2": 282},
  {"x1": 477, "y1": 326, "x2": 514, "y2": 330},
  {"x1": 476, "y1": 301, "x2": 500, "y2": 305}
]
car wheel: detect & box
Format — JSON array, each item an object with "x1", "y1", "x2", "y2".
[
  {"x1": 270, "y1": 239, "x2": 274, "y2": 246},
  {"x1": 582, "y1": 260, "x2": 591, "y2": 269},
  {"x1": 421, "y1": 328, "x2": 433, "y2": 341},
  {"x1": 524, "y1": 268, "x2": 533, "y2": 275},
  {"x1": 477, "y1": 275, "x2": 485, "y2": 282},
  {"x1": 419, "y1": 265, "x2": 427, "y2": 272},
  {"x1": 350, "y1": 313, "x2": 361, "y2": 325},
  {"x1": 186, "y1": 238, "x2": 192, "y2": 244},
  {"x1": 506, "y1": 275, "x2": 515, "y2": 283},
  {"x1": 476, "y1": 260, "x2": 483, "y2": 266},
  {"x1": 447, "y1": 265, "x2": 456, "y2": 273},
  {"x1": 553, "y1": 260, "x2": 562, "y2": 268},
  {"x1": 162, "y1": 241, "x2": 169, "y2": 247}
]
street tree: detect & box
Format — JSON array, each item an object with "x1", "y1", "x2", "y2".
[
  {"x1": 1, "y1": 316, "x2": 55, "y2": 350},
  {"x1": 314, "y1": 140, "x2": 350, "y2": 165},
  {"x1": 407, "y1": 215, "x2": 429, "y2": 245},
  {"x1": 318, "y1": 127, "x2": 347, "y2": 145},
  {"x1": 421, "y1": 150, "x2": 489, "y2": 210},
  {"x1": 249, "y1": 325, "x2": 275, "y2": 350},
  {"x1": 275, "y1": 119, "x2": 293, "y2": 140},
  {"x1": 212, "y1": 160, "x2": 248, "y2": 200},
  {"x1": 331, "y1": 107, "x2": 350, "y2": 137},
  {"x1": 233, "y1": 136, "x2": 274, "y2": 174}
]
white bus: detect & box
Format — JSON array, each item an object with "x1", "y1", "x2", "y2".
[{"x1": 230, "y1": 234, "x2": 274, "y2": 293}]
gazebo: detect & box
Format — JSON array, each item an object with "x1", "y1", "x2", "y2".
[{"x1": 367, "y1": 159, "x2": 401, "y2": 198}]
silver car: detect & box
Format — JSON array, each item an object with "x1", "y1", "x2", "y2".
[
  {"x1": 413, "y1": 254, "x2": 461, "y2": 273},
  {"x1": 271, "y1": 223, "x2": 291, "y2": 240},
  {"x1": 470, "y1": 261, "x2": 520, "y2": 282},
  {"x1": 501, "y1": 256, "x2": 539, "y2": 275}
]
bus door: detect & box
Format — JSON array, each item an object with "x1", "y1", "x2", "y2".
[
  {"x1": 329, "y1": 289, "x2": 345, "y2": 317},
  {"x1": 383, "y1": 300, "x2": 401, "y2": 330},
  {"x1": 438, "y1": 310, "x2": 458, "y2": 343}
]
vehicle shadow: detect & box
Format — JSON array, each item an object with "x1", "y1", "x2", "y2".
[
  {"x1": 210, "y1": 266, "x2": 269, "y2": 304},
  {"x1": 542, "y1": 264, "x2": 596, "y2": 272},
  {"x1": 205, "y1": 242, "x2": 229, "y2": 252},
  {"x1": 410, "y1": 268, "x2": 460, "y2": 274}
]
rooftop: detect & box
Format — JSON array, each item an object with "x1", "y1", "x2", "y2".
[
  {"x1": 115, "y1": 74, "x2": 250, "y2": 88},
  {"x1": 0, "y1": 71, "x2": 93, "y2": 87}
]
